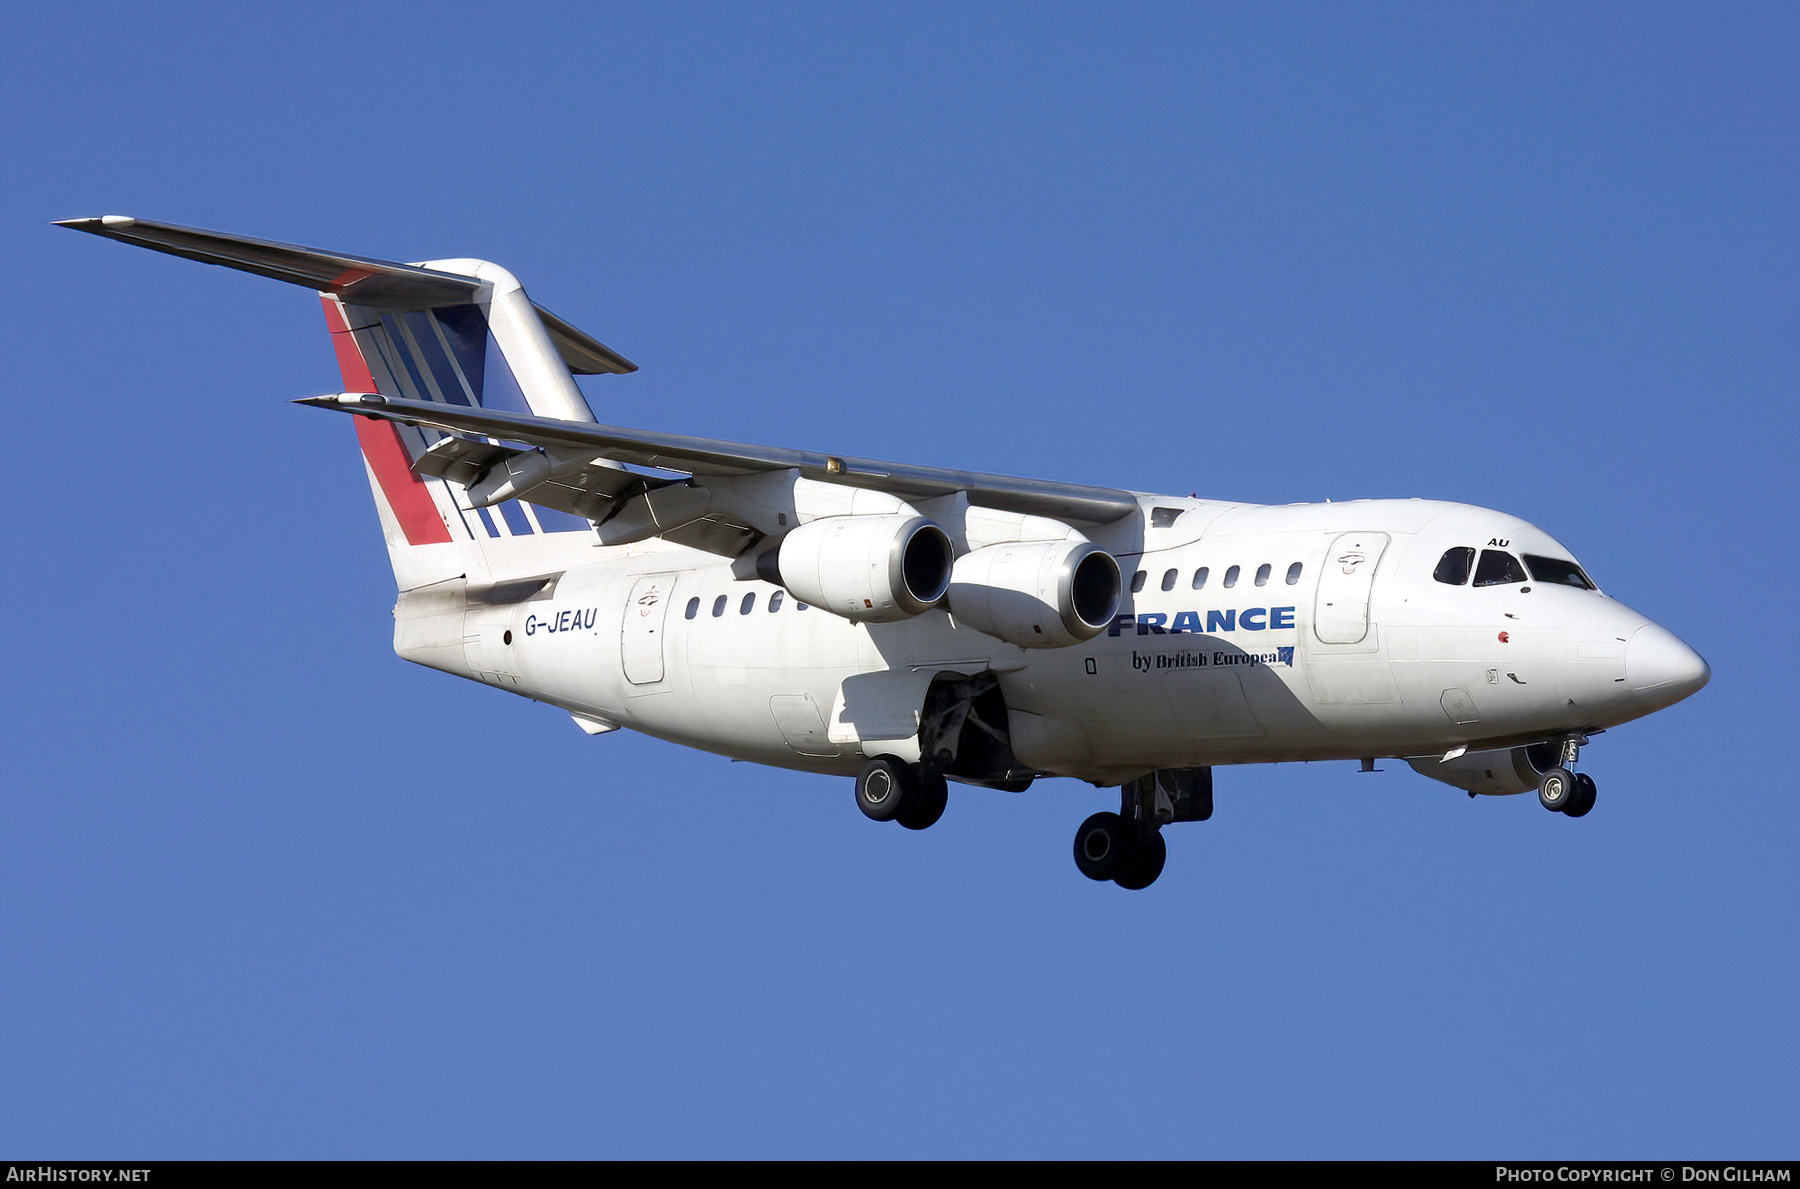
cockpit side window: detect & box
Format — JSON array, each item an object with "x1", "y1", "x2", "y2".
[
  {"x1": 1473, "y1": 549, "x2": 1529, "y2": 587},
  {"x1": 1523, "y1": 554, "x2": 1595, "y2": 590},
  {"x1": 1433, "y1": 547, "x2": 1475, "y2": 585}
]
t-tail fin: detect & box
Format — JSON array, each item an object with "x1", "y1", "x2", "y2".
[{"x1": 57, "y1": 216, "x2": 636, "y2": 590}]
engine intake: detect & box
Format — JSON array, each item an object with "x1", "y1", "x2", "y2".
[
  {"x1": 771, "y1": 514, "x2": 953, "y2": 622},
  {"x1": 947, "y1": 540, "x2": 1121, "y2": 648}
]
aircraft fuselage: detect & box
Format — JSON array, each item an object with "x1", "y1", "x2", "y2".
[{"x1": 408, "y1": 495, "x2": 1705, "y2": 788}]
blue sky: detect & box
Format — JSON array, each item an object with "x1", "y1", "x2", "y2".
[{"x1": 2, "y1": 1, "x2": 1794, "y2": 1158}]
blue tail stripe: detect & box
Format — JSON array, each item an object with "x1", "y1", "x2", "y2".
[
  {"x1": 497, "y1": 500, "x2": 534, "y2": 536},
  {"x1": 375, "y1": 315, "x2": 433, "y2": 402},
  {"x1": 473, "y1": 505, "x2": 501, "y2": 538},
  {"x1": 432, "y1": 306, "x2": 489, "y2": 405},
  {"x1": 400, "y1": 311, "x2": 474, "y2": 406},
  {"x1": 480, "y1": 338, "x2": 532, "y2": 415},
  {"x1": 531, "y1": 504, "x2": 591, "y2": 533}
]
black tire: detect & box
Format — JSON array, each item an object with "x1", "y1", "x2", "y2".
[
  {"x1": 856, "y1": 756, "x2": 917, "y2": 822},
  {"x1": 1538, "y1": 766, "x2": 1577, "y2": 812},
  {"x1": 896, "y1": 771, "x2": 949, "y2": 830},
  {"x1": 1114, "y1": 829, "x2": 1167, "y2": 890},
  {"x1": 1564, "y1": 772, "x2": 1597, "y2": 818},
  {"x1": 1073, "y1": 812, "x2": 1135, "y2": 881}
]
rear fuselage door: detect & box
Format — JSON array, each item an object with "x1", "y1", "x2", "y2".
[
  {"x1": 622, "y1": 572, "x2": 679, "y2": 685},
  {"x1": 1313, "y1": 532, "x2": 1389, "y2": 644}
]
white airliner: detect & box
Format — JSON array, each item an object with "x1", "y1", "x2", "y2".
[{"x1": 62, "y1": 216, "x2": 1711, "y2": 889}]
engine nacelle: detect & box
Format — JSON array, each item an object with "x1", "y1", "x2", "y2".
[
  {"x1": 1407, "y1": 745, "x2": 1552, "y2": 796},
  {"x1": 771, "y1": 514, "x2": 953, "y2": 623},
  {"x1": 947, "y1": 540, "x2": 1121, "y2": 648}
]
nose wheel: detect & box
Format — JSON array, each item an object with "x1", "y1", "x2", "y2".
[
  {"x1": 1537, "y1": 737, "x2": 1598, "y2": 817},
  {"x1": 1564, "y1": 772, "x2": 1597, "y2": 817},
  {"x1": 1537, "y1": 766, "x2": 1578, "y2": 811}
]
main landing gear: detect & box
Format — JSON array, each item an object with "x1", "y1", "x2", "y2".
[
  {"x1": 855, "y1": 755, "x2": 949, "y2": 831},
  {"x1": 1073, "y1": 813, "x2": 1167, "y2": 890},
  {"x1": 1072, "y1": 767, "x2": 1213, "y2": 890},
  {"x1": 1537, "y1": 735, "x2": 1598, "y2": 818}
]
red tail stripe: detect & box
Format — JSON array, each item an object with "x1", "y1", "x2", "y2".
[{"x1": 321, "y1": 297, "x2": 452, "y2": 546}]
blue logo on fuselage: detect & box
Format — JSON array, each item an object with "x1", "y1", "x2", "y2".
[{"x1": 1108, "y1": 607, "x2": 1297, "y2": 636}]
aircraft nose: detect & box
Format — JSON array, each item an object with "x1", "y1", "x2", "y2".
[{"x1": 1626, "y1": 622, "x2": 1710, "y2": 711}]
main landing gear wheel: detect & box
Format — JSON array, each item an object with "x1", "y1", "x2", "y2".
[
  {"x1": 1113, "y1": 830, "x2": 1166, "y2": 891},
  {"x1": 1563, "y1": 772, "x2": 1598, "y2": 818},
  {"x1": 896, "y1": 770, "x2": 949, "y2": 831},
  {"x1": 1072, "y1": 813, "x2": 1166, "y2": 888},
  {"x1": 856, "y1": 756, "x2": 917, "y2": 822},
  {"x1": 1073, "y1": 812, "x2": 1134, "y2": 881},
  {"x1": 1537, "y1": 766, "x2": 1578, "y2": 813}
]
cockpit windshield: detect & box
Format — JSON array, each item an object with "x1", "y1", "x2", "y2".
[
  {"x1": 1473, "y1": 549, "x2": 1529, "y2": 587},
  {"x1": 1437, "y1": 544, "x2": 1596, "y2": 591},
  {"x1": 1433, "y1": 547, "x2": 1474, "y2": 585},
  {"x1": 1523, "y1": 554, "x2": 1595, "y2": 590}
]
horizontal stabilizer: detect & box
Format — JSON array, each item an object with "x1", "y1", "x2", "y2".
[
  {"x1": 301, "y1": 392, "x2": 1140, "y2": 524},
  {"x1": 56, "y1": 215, "x2": 635, "y2": 374}
]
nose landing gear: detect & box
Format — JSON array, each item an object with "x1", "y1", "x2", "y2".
[
  {"x1": 1536, "y1": 736, "x2": 1598, "y2": 817},
  {"x1": 1564, "y1": 772, "x2": 1597, "y2": 817}
]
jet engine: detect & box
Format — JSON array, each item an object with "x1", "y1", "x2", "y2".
[
  {"x1": 1407, "y1": 745, "x2": 1556, "y2": 796},
  {"x1": 769, "y1": 514, "x2": 953, "y2": 623},
  {"x1": 946, "y1": 539, "x2": 1121, "y2": 648}
]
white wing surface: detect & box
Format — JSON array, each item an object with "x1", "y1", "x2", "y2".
[{"x1": 301, "y1": 392, "x2": 1140, "y2": 526}]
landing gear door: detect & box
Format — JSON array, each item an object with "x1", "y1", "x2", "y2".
[
  {"x1": 827, "y1": 667, "x2": 940, "y2": 763},
  {"x1": 1313, "y1": 532, "x2": 1389, "y2": 645},
  {"x1": 621, "y1": 572, "x2": 678, "y2": 685}
]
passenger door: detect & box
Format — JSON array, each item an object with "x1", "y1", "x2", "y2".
[
  {"x1": 1313, "y1": 532, "x2": 1389, "y2": 645},
  {"x1": 621, "y1": 572, "x2": 679, "y2": 685}
]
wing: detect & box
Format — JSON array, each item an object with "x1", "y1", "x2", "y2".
[{"x1": 301, "y1": 392, "x2": 1140, "y2": 526}]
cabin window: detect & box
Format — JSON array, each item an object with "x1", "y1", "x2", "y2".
[
  {"x1": 684, "y1": 597, "x2": 699, "y2": 620},
  {"x1": 1254, "y1": 563, "x2": 1271, "y2": 587},
  {"x1": 712, "y1": 595, "x2": 728, "y2": 617},
  {"x1": 796, "y1": 601, "x2": 809, "y2": 611},
  {"x1": 1286, "y1": 562, "x2": 1303, "y2": 585},
  {"x1": 1433, "y1": 548, "x2": 1475, "y2": 586},
  {"x1": 1223, "y1": 565, "x2": 1240, "y2": 589},
  {"x1": 769, "y1": 589, "x2": 784, "y2": 612},
  {"x1": 1161, "y1": 568, "x2": 1177, "y2": 592},
  {"x1": 1150, "y1": 506, "x2": 1184, "y2": 528},
  {"x1": 740, "y1": 592, "x2": 756, "y2": 614},
  {"x1": 1523, "y1": 554, "x2": 1595, "y2": 590},
  {"x1": 1473, "y1": 549, "x2": 1529, "y2": 587},
  {"x1": 1191, "y1": 567, "x2": 1209, "y2": 590},
  {"x1": 1131, "y1": 570, "x2": 1147, "y2": 593}
]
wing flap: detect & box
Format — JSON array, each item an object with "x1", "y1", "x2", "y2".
[{"x1": 410, "y1": 432, "x2": 669, "y2": 521}]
